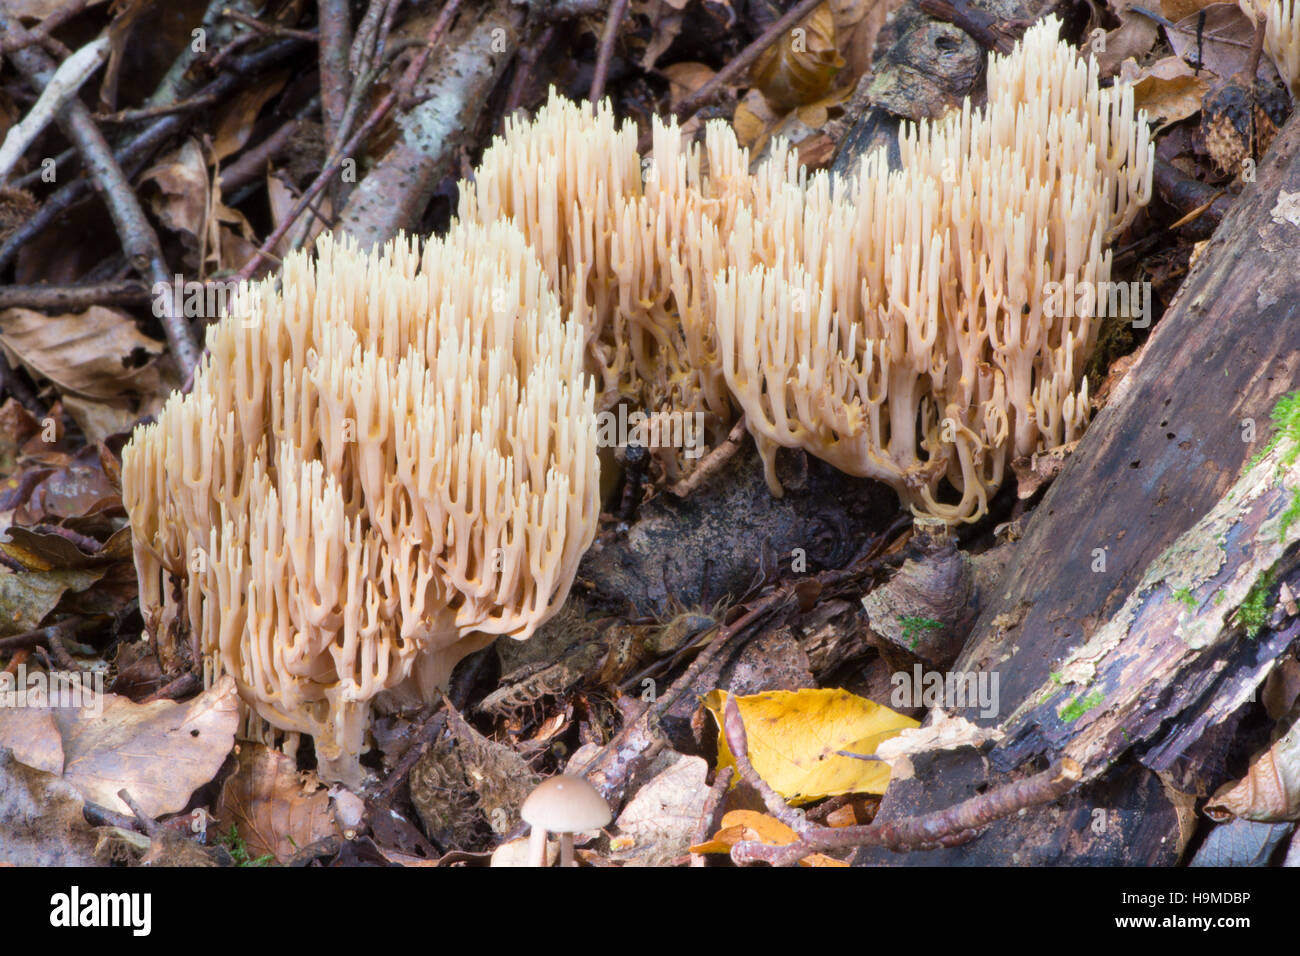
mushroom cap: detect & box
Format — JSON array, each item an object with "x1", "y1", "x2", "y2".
[{"x1": 520, "y1": 775, "x2": 611, "y2": 833}]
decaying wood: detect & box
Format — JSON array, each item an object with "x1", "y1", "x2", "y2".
[
  {"x1": 857, "y1": 108, "x2": 1300, "y2": 865},
  {"x1": 831, "y1": 0, "x2": 1049, "y2": 178}
]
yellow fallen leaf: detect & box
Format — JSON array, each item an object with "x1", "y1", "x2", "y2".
[{"x1": 705, "y1": 688, "x2": 918, "y2": 802}]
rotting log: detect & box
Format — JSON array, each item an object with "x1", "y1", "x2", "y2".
[
  {"x1": 831, "y1": 0, "x2": 1050, "y2": 177},
  {"x1": 855, "y1": 108, "x2": 1300, "y2": 866}
]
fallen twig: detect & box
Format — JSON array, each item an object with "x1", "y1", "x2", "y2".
[
  {"x1": 0, "y1": 36, "x2": 109, "y2": 183},
  {"x1": 140, "y1": 672, "x2": 201, "y2": 704},
  {"x1": 317, "y1": 0, "x2": 353, "y2": 151},
  {"x1": 667, "y1": 415, "x2": 747, "y2": 498},
  {"x1": 0, "y1": 280, "x2": 151, "y2": 311},
  {"x1": 723, "y1": 695, "x2": 808, "y2": 831},
  {"x1": 589, "y1": 0, "x2": 629, "y2": 103},
  {"x1": 689, "y1": 766, "x2": 733, "y2": 866},
  {"x1": 729, "y1": 758, "x2": 1081, "y2": 865},
  {"x1": 0, "y1": 0, "x2": 88, "y2": 55},
  {"x1": 671, "y1": 0, "x2": 824, "y2": 124}
]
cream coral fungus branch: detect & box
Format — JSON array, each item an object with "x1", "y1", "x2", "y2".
[{"x1": 123, "y1": 223, "x2": 598, "y2": 786}]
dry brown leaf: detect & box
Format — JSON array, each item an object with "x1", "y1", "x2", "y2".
[
  {"x1": 753, "y1": 2, "x2": 845, "y2": 112},
  {"x1": 637, "y1": 0, "x2": 686, "y2": 71},
  {"x1": 662, "y1": 62, "x2": 717, "y2": 111},
  {"x1": 52, "y1": 675, "x2": 238, "y2": 817},
  {"x1": 1262, "y1": 658, "x2": 1300, "y2": 720},
  {"x1": 610, "y1": 753, "x2": 709, "y2": 866},
  {"x1": 830, "y1": 0, "x2": 902, "y2": 80},
  {"x1": 212, "y1": 74, "x2": 289, "y2": 162},
  {"x1": 0, "y1": 748, "x2": 101, "y2": 866},
  {"x1": 733, "y1": 89, "x2": 778, "y2": 150},
  {"x1": 1086, "y1": 12, "x2": 1160, "y2": 78},
  {"x1": 0, "y1": 305, "x2": 165, "y2": 400},
  {"x1": 1206, "y1": 716, "x2": 1300, "y2": 822},
  {"x1": 140, "y1": 138, "x2": 208, "y2": 260},
  {"x1": 0, "y1": 706, "x2": 62, "y2": 773},
  {"x1": 216, "y1": 743, "x2": 341, "y2": 864},
  {"x1": 1120, "y1": 56, "x2": 1213, "y2": 128},
  {"x1": 0, "y1": 567, "x2": 105, "y2": 634},
  {"x1": 1166, "y1": 3, "x2": 1263, "y2": 80}
]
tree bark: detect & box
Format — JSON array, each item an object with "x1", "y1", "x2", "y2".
[{"x1": 856, "y1": 108, "x2": 1300, "y2": 865}]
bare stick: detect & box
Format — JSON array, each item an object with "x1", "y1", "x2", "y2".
[
  {"x1": 731, "y1": 759, "x2": 1082, "y2": 865},
  {"x1": 690, "y1": 767, "x2": 733, "y2": 867},
  {"x1": 589, "y1": 0, "x2": 629, "y2": 104},
  {"x1": 0, "y1": 280, "x2": 151, "y2": 311},
  {"x1": 0, "y1": 13, "x2": 202, "y2": 376},
  {"x1": 723, "y1": 695, "x2": 808, "y2": 831},
  {"x1": 0, "y1": 0, "x2": 88, "y2": 55},
  {"x1": 317, "y1": 0, "x2": 353, "y2": 148},
  {"x1": 0, "y1": 36, "x2": 109, "y2": 182},
  {"x1": 668, "y1": 415, "x2": 747, "y2": 498}
]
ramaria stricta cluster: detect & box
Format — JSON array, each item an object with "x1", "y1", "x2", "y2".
[
  {"x1": 123, "y1": 18, "x2": 1154, "y2": 781},
  {"x1": 123, "y1": 223, "x2": 598, "y2": 785}
]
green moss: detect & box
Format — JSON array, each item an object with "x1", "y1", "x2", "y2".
[
  {"x1": 1234, "y1": 569, "x2": 1276, "y2": 639},
  {"x1": 218, "y1": 825, "x2": 276, "y2": 867},
  {"x1": 899, "y1": 615, "x2": 943, "y2": 649},
  {"x1": 1059, "y1": 690, "x2": 1104, "y2": 723},
  {"x1": 1172, "y1": 586, "x2": 1197, "y2": 611},
  {"x1": 1250, "y1": 390, "x2": 1300, "y2": 469},
  {"x1": 1280, "y1": 487, "x2": 1300, "y2": 541}
]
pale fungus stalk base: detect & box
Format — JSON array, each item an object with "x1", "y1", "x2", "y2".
[{"x1": 122, "y1": 223, "x2": 599, "y2": 786}]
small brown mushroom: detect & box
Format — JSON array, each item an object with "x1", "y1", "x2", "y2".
[{"x1": 520, "y1": 775, "x2": 611, "y2": 867}]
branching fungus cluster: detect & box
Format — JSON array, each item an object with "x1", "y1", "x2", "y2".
[
  {"x1": 123, "y1": 224, "x2": 598, "y2": 784},
  {"x1": 714, "y1": 18, "x2": 1153, "y2": 520}
]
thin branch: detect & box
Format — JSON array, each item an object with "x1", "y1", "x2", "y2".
[
  {"x1": 92, "y1": 92, "x2": 219, "y2": 124},
  {"x1": 219, "y1": 95, "x2": 320, "y2": 194},
  {"x1": 0, "y1": 0, "x2": 88, "y2": 55},
  {"x1": 0, "y1": 36, "x2": 109, "y2": 183},
  {"x1": 223, "y1": 7, "x2": 319, "y2": 42},
  {"x1": 0, "y1": 36, "x2": 304, "y2": 273},
  {"x1": 723, "y1": 695, "x2": 807, "y2": 830},
  {"x1": 589, "y1": 0, "x2": 629, "y2": 103},
  {"x1": 317, "y1": 0, "x2": 353, "y2": 150},
  {"x1": 668, "y1": 415, "x2": 747, "y2": 498},
  {"x1": 730, "y1": 759, "x2": 1082, "y2": 865}
]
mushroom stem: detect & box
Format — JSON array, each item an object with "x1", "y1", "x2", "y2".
[
  {"x1": 559, "y1": 833, "x2": 576, "y2": 867},
  {"x1": 528, "y1": 826, "x2": 550, "y2": 867}
]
